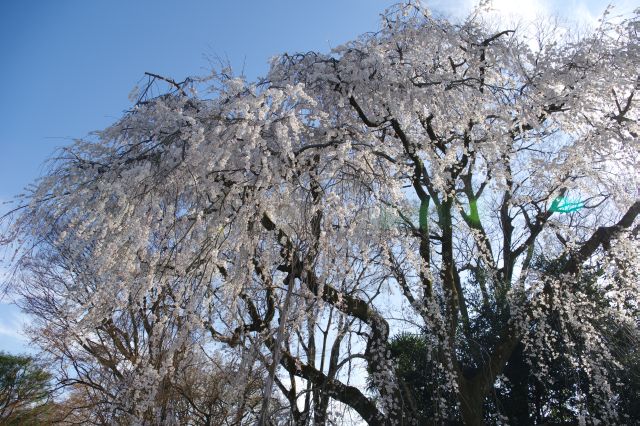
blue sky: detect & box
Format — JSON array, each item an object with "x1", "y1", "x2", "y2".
[{"x1": 0, "y1": 0, "x2": 629, "y2": 353}]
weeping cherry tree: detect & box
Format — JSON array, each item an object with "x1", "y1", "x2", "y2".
[{"x1": 2, "y1": 3, "x2": 639, "y2": 425}]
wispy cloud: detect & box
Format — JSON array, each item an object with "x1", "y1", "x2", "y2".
[
  {"x1": 422, "y1": 0, "x2": 633, "y2": 27},
  {"x1": 488, "y1": 0, "x2": 551, "y2": 21},
  {"x1": 0, "y1": 321, "x2": 26, "y2": 341},
  {"x1": 0, "y1": 304, "x2": 28, "y2": 342}
]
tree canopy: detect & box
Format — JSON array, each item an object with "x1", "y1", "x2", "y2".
[{"x1": 2, "y1": 3, "x2": 639, "y2": 425}]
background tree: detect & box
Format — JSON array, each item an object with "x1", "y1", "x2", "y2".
[
  {"x1": 2, "y1": 2, "x2": 639, "y2": 425},
  {"x1": 0, "y1": 352, "x2": 53, "y2": 424}
]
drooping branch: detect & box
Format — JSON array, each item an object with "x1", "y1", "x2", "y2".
[
  {"x1": 562, "y1": 200, "x2": 640, "y2": 274},
  {"x1": 261, "y1": 209, "x2": 423, "y2": 423}
]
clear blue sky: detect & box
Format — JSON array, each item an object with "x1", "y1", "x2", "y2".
[
  {"x1": 0, "y1": 0, "x2": 624, "y2": 353},
  {"x1": 0, "y1": 0, "x2": 403, "y2": 205}
]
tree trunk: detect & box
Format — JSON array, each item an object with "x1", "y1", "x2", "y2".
[
  {"x1": 459, "y1": 397, "x2": 483, "y2": 426},
  {"x1": 459, "y1": 382, "x2": 484, "y2": 426},
  {"x1": 503, "y1": 343, "x2": 530, "y2": 424}
]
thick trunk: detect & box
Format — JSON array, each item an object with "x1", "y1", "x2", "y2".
[
  {"x1": 503, "y1": 343, "x2": 530, "y2": 424},
  {"x1": 458, "y1": 378, "x2": 485, "y2": 426},
  {"x1": 459, "y1": 390, "x2": 484, "y2": 426}
]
